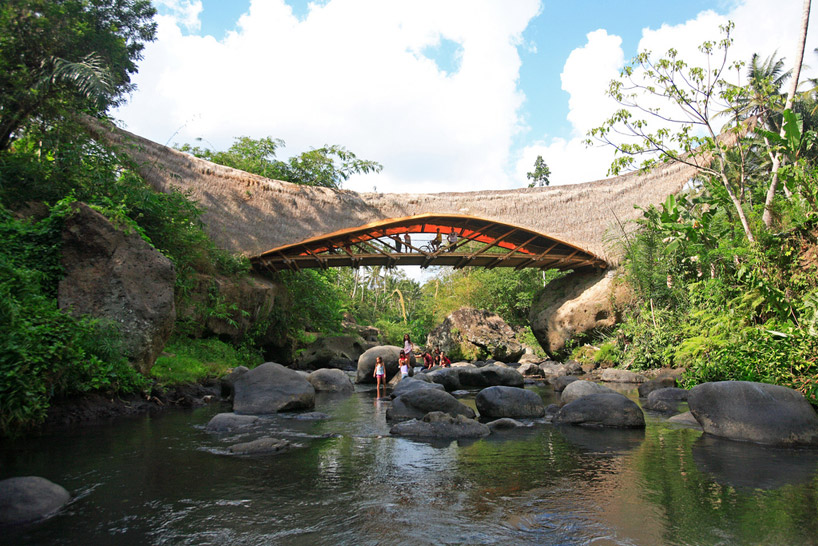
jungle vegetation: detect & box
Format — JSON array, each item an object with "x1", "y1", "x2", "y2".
[{"x1": 1, "y1": 0, "x2": 816, "y2": 435}]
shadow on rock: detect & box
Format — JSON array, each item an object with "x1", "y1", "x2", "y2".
[{"x1": 692, "y1": 434, "x2": 818, "y2": 490}]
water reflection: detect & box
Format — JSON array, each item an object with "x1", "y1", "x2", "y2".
[
  {"x1": 2, "y1": 390, "x2": 818, "y2": 545},
  {"x1": 556, "y1": 425, "x2": 645, "y2": 455},
  {"x1": 691, "y1": 434, "x2": 818, "y2": 490}
]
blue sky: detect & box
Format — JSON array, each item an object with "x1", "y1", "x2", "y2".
[{"x1": 123, "y1": 1, "x2": 816, "y2": 194}]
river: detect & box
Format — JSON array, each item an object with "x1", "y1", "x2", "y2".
[{"x1": 2, "y1": 383, "x2": 818, "y2": 545}]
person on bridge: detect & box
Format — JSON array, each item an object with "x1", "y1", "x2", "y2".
[
  {"x1": 403, "y1": 233, "x2": 411, "y2": 252},
  {"x1": 431, "y1": 228, "x2": 442, "y2": 251},
  {"x1": 447, "y1": 228, "x2": 458, "y2": 252},
  {"x1": 392, "y1": 235, "x2": 402, "y2": 253}
]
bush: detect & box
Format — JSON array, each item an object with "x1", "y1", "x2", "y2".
[{"x1": 151, "y1": 337, "x2": 262, "y2": 384}]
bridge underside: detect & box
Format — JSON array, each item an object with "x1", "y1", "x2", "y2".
[{"x1": 251, "y1": 213, "x2": 608, "y2": 274}]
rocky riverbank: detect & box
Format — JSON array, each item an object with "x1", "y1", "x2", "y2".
[{"x1": 41, "y1": 381, "x2": 221, "y2": 431}]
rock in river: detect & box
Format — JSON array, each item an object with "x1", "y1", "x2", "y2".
[
  {"x1": 307, "y1": 368, "x2": 354, "y2": 393},
  {"x1": 560, "y1": 380, "x2": 616, "y2": 405},
  {"x1": 643, "y1": 387, "x2": 688, "y2": 413},
  {"x1": 390, "y1": 412, "x2": 490, "y2": 439},
  {"x1": 391, "y1": 377, "x2": 445, "y2": 398},
  {"x1": 688, "y1": 381, "x2": 818, "y2": 446},
  {"x1": 233, "y1": 362, "x2": 315, "y2": 414},
  {"x1": 228, "y1": 437, "x2": 291, "y2": 455},
  {"x1": 0, "y1": 476, "x2": 71, "y2": 526},
  {"x1": 554, "y1": 393, "x2": 645, "y2": 428},
  {"x1": 355, "y1": 346, "x2": 415, "y2": 384},
  {"x1": 457, "y1": 365, "x2": 524, "y2": 388},
  {"x1": 387, "y1": 389, "x2": 475, "y2": 422},
  {"x1": 206, "y1": 412, "x2": 260, "y2": 432},
  {"x1": 475, "y1": 386, "x2": 546, "y2": 419},
  {"x1": 638, "y1": 375, "x2": 677, "y2": 398}
]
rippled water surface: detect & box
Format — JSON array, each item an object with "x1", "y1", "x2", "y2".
[{"x1": 2, "y1": 384, "x2": 818, "y2": 545}]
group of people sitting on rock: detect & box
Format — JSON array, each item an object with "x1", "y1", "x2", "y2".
[
  {"x1": 404, "y1": 333, "x2": 451, "y2": 369},
  {"x1": 422, "y1": 347, "x2": 451, "y2": 368},
  {"x1": 374, "y1": 334, "x2": 453, "y2": 396}
]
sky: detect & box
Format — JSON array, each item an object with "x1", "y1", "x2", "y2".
[{"x1": 114, "y1": 0, "x2": 818, "y2": 195}]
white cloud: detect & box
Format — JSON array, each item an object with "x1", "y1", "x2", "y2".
[
  {"x1": 515, "y1": 0, "x2": 818, "y2": 187},
  {"x1": 115, "y1": 0, "x2": 541, "y2": 194},
  {"x1": 154, "y1": 0, "x2": 202, "y2": 32}
]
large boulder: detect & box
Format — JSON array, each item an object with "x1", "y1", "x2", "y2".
[
  {"x1": 355, "y1": 346, "x2": 415, "y2": 384},
  {"x1": 233, "y1": 362, "x2": 315, "y2": 414},
  {"x1": 391, "y1": 377, "x2": 445, "y2": 398},
  {"x1": 58, "y1": 202, "x2": 175, "y2": 374},
  {"x1": 220, "y1": 366, "x2": 249, "y2": 399},
  {"x1": 529, "y1": 269, "x2": 631, "y2": 354},
  {"x1": 552, "y1": 375, "x2": 580, "y2": 392},
  {"x1": 457, "y1": 365, "x2": 525, "y2": 389},
  {"x1": 307, "y1": 368, "x2": 354, "y2": 393},
  {"x1": 518, "y1": 363, "x2": 544, "y2": 377},
  {"x1": 390, "y1": 412, "x2": 490, "y2": 439},
  {"x1": 0, "y1": 476, "x2": 71, "y2": 525},
  {"x1": 387, "y1": 389, "x2": 476, "y2": 422},
  {"x1": 643, "y1": 387, "x2": 688, "y2": 413},
  {"x1": 426, "y1": 307, "x2": 525, "y2": 362},
  {"x1": 638, "y1": 375, "x2": 677, "y2": 398},
  {"x1": 560, "y1": 380, "x2": 617, "y2": 405},
  {"x1": 600, "y1": 369, "x2": 646, "y2": 383},
  {"x1": 423, "y1": 367, "x2": 463, "y2": 391},
  {"x1": 295, "y1": 335, "x2": 368, "y2": 370},
  {"x1": 554, "y1": 393, "x2": 646, "y2": 428},
  {"x1": 176, "y1": 273, "x2": 284, "y2": 347},
  {"x1": 687, "y1": 381, "x2": 818, "y2": 446},
  {"x1": 475, "y1": 386, "x2": 546, "y2": 419}
]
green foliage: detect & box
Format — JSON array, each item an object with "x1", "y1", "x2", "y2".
[
  {"x1": 177, "y1": 136, "x2": 382, "y2": 189},
  {"x1": 431, "y1": 268, "x2": 556, "y2": 327},
  {"x1": 275, "y1": 269, "x2": 346, "y2": 335},
  {"x1": 151, "y1": 337, "x2": 261, "y2": 385},
  {"x1": 0, "y1": 0, "x2": 157, "y2": 150},
  {"x1": 0, "y1": 204, "x2": 147, "y2": 435}
]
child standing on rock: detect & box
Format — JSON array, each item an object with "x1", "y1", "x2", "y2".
[{"x1": 373, "y1": 356, "x2": 386, "y2": 398}]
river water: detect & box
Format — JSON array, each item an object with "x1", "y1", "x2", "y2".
[{"x1": 2, "y1": 383, "x2": 818, "y2": 545}]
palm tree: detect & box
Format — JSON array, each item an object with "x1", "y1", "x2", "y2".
[{"x1": 764, "y1": 0, "x2": 812, "y2": 228}]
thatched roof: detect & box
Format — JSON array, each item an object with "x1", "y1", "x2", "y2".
[{"x1": 79, "y1": 115, "x2": 700, "y2": 264}]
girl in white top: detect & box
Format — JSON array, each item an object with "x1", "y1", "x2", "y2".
[{"x1": 403, "y1": 333, "x2": 413, "y2": 356}]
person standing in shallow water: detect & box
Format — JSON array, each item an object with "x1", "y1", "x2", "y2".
[{"x1": 373, "y1": 356, "x2": 386, "y2": 397}]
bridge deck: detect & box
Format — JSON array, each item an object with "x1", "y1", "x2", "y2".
[{"x1": 251, "y1": 213, "x2": 607, "y2": 273}]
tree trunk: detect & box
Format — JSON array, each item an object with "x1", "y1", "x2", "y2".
[{"x1": 763, "y1": 0, "x2": 811, "y2": 228}]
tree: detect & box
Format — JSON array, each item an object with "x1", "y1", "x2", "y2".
[
  {"x1": 0, "y1": 0, "x2": 157, "y2": 150},
  {"x1": 178, "y1": 137, "x2": 382, "y2": 189},
  {"x1": 763, "y1": 0, "x2": 812, "y2": 228},
  {"x1": 526, "y1": 155, "x2": 551, "y2": 187},
  {"x1": 586, "y1": 22, "x2": 758, "y2": 242}
]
